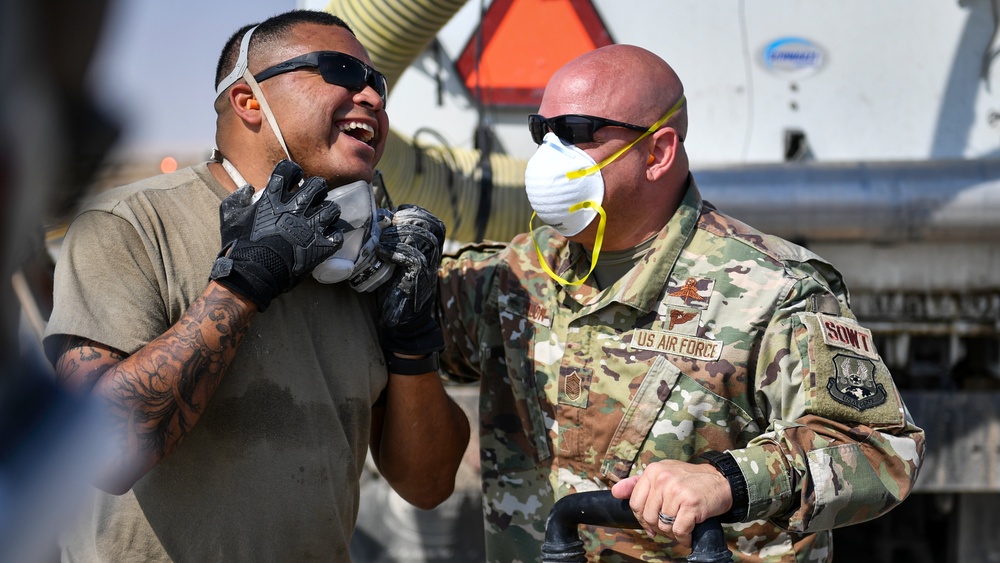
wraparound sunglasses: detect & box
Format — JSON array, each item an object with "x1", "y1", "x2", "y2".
[
  {"x1": 528, "y1": 113, "x2": 649, "y2": 145},
  {"x1": 254, "y1": 51, "x2": 388, "y2": 107}
]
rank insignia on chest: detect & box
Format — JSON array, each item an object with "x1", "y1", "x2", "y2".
[
  {"x1": 558, "y1": 367, "x2": 591, "y2": 407},
  {"x1": 628, "y1": 329, "x2": 723, "y2": 361},
  {"x1": 828, "y1": 354, "x2": 888, "y2": 411}
]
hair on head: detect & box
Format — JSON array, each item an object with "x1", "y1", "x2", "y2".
[{"x1": 214, "y1": 10, "x2": 354, "y2": 93}]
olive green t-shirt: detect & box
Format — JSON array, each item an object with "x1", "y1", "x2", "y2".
[{"x1": 45, "y1": 163, "x2": 387, "y2": 562}]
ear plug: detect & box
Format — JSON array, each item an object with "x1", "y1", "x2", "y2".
[{"x1": 246, "y1": 99, "x2": 260, "y2": 110}]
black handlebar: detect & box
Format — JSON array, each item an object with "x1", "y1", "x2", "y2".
[{"x1": 541, "y1": 490, "x2": 732, "y2": 563}]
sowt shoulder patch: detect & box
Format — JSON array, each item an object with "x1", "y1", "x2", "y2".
[{"x1": 797, "y1": 313, "x2": 903, "y2": 427}]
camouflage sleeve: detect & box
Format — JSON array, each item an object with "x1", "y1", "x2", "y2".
[
  {"x1": 728, "y1": 272, "x2": 925, "y2": 532},
  {"x1": 437, "y1": 242, "x2": 507, "y2": 383}
]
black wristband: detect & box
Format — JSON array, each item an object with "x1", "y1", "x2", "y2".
[
  {"x1": 699, "y1": 450, "x2": 750, "y2": 523},
  {"x1": 210, "y1": 255, "x2": 275, "y2": 311},
  {"x1": 385, "y1": 352, "x2": 440, "y2": 376}
]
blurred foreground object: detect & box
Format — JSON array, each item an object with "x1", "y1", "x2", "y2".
[{"x1": 0, "y1": 0, "x2": 119, "y2": 560}]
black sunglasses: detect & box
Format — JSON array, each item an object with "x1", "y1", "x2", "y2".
[
  {"x1": 528, "y1": 113, "x2": 650, "y2": 145},
  {"x1": 254, "y1": 51, "x2": 388, "y2": 107}
]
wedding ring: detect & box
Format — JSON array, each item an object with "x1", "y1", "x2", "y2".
[{"x1": 657, "y1": 512, "x2": 675, "y2": 525}]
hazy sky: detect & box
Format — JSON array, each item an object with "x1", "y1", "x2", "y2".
[{"x1": 88, "y1": 0, "x2": 300, "y2": 160}]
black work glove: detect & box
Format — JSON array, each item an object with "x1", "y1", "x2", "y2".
[
  {"x1": 210, "y1": 160, "x2": 343, "y2": 311},
  {"x1": 375, "y1": 204, "x2": 446, "y2": 356}
]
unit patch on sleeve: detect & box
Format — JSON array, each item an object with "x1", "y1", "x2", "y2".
[
  {"x1": 827, "y1": 354, "x2": 888, "y2": 411},
  {"x1": 801, "y1": 312, "x2": 903, "y2": 425}
]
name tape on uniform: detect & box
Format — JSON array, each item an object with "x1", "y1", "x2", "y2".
[{"x1": 630, "y1": 329, "x2": 723, "y2": 362}]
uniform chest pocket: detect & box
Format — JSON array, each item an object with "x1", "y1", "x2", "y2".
[{"x1": 601, "y1": 356, "x2": 758, "y2": 480}]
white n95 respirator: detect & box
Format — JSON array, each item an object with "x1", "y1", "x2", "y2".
[
  {"x1": 311, "y1": 180, "x2": 395, "y2": 292},
  {"x1": 524, "y1": 132, "x2": 605, "y2": 237}
]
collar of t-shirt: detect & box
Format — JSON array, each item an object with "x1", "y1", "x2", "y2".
[{"x1": 590, "y1": 234, "x2": 658, "y2": 290}]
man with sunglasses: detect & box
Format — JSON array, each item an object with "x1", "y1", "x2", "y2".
[
  {"x1": 43, "y1": 10, "x2": 468, "y2": 562},
  {"x1": 420, "y1": 45, "x2": 925, "y2": 561}
]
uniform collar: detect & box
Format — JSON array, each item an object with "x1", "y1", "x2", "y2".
[{"x1": 562, "y1": 176, "x2": 703, "y2": 312}]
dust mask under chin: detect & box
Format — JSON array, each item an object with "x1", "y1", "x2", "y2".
[
  {"x1": 524, "y1": 132, "x2": 605, "y2": 237},
  {"x1": 244, "y1": 173, "x2": 393, "y2": 292},
  {"x1": 309, "y1": 180, "x2": 394, "y2": 292}
]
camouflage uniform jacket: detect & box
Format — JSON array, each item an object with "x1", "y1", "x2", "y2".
[{"x1": 438, "y1": 182, "x2": 925, "y2": 562}]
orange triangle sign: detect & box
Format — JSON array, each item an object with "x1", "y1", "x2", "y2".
[{"x1": 456, "y1": 0, "x2": 614, "y2": 107}]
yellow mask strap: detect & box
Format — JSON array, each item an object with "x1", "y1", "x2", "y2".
[
  {"x1": 566, "y1": 95, "x2": 686, "y2": 180},
  {"x1": 529, "y1": 201, "x2": 607, "y2": 286}
]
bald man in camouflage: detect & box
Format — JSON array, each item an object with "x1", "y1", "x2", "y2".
[{"x1": 406, "y1": 44, "x2": 923, "y2": 561}]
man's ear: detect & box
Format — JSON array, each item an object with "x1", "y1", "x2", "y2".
[
  {"x1": 646, "y1": 127, "x2": 681, "y2": 181},
  {"x1": 230, "y1": 84, "x2": 261, "y2": 123}
]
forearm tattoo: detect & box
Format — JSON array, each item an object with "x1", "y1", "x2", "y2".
[
  {"x1": 55, "y1": 339, "x2": 127, "y2": 390},
  {"x1": 59, "y1": 285, "x2": 253, "y2": 468}
]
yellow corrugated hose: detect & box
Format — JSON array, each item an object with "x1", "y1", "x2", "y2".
[{"x1": 324, "y1": 0, "x2": 532, "y2": 243}]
